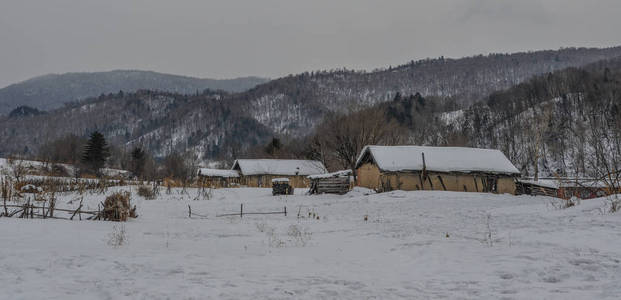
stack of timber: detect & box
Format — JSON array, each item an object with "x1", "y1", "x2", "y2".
[
  {"x1": 272, "y1": 178, "x2": 294, "y2": 196},
  {"x1": 516, "y1": 180, "x2": 558, "y2": 197},
  {"x1": 308, "y1": 170, "x2": 352, "y2": 195}
]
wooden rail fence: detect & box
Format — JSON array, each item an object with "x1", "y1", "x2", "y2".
[
  {"x1": 188, "y1": 203, "x2": 287, "y2": 218},
  {"x1": 0, "y1": 198, "x2": 102, "y2": 220}
]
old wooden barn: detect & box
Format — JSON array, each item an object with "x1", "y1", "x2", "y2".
[
  {"x1": 197, "y1": 168, "x2": 240, "y2": 188},
  {"x1": 232, "y1": 159, "x2": 327, "y2": 188},
  {"x1": 355, "y1": 145, "x2": 520, "y2": 194}
]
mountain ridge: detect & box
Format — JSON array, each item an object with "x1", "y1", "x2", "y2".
[{"x1": 0, "y1": 70, "x2": 269, "y2": 114}]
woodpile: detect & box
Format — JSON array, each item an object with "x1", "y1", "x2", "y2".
[
  {"x1": 272, "y1": 178, "x2": 294, "y2": 195},
  {"x1": 308, "y1": 170, "x2": 352, "y2": 195},
  {"x1": 20, "y1": 184, "x2": 43, "y2": 194},
  {"x1": 102, "y1": 191, "x2": 137, "y2": 221}
]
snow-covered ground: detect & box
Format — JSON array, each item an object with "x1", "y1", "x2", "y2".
[{"x1": 1, "y1": 187, "x2": 620, "y2": 299}]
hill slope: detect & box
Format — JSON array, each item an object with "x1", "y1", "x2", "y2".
[
  {"x1": 0, "y1": 90, "x2": 272, "y2": 160},
  {"x1": 319, "y1": 57, "x2": 621, "y2": 177},
  {"x1": 229, "y1": 47, "x2": 621, "y2": 136},
  {"x1": 0, "y1": 70, "x2": 268, "y2": 114}
]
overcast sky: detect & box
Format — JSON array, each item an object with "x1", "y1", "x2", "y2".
[{"x1": 1, "y1": 0, "x2": 621, "y2": 88}]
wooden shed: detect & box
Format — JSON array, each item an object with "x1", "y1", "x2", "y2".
[
  {"x1": 517, "y1": 178, "x2": 612, "y2": 199},
  {"x1": 231, "y1": 159, "x2": 327, "y2": 188},
  {"x1": 308, "y1": 170, "x2": 352, "y2": 195},
  {"x1": 355, "y1": 145, "x2": 520, "y2": 194},
  {"x1": 197, "y1": 168, "x2": 240, "y2": 188}
]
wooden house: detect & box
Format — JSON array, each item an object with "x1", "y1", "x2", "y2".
[
  {"x1": 308, "y1": 170, "x2": 352, "y2": 195},
  {"x1": 231, "y1": 159, "x2": 327, "y2": 188},
  {"x1": 355, "y1": 145, "x2": 520, "y2": 194},
  {"x1": 197, "y1": 168, "x2": 240, "y2": 188}
]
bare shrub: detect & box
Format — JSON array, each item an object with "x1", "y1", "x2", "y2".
[
  {"x1": 257, "y1": 223, "x2": 310, "y2": 248},
  {"x1": 287, "y1": 224, "x2": 312, "y2": 247},
  {"x1": 50, "y1": 164, "x2": 70, "y2": 177},
  {"x1": 137, "y1": 185, "x2": 156, "y2": 200},
  {"x1": 483, "y1": 213, "x2": 494, "y2": 247},
  {"x1": 103, "y1": 191, "x2": 137, "y2": 221},
  {"x1": 6, "y1": 158, "x2": 28, "y2": 183},
  {"x1": 107, "y1": 225, "x2": 128, "y2": 247},
  {"x1": 610, "y1": 200, "x2": 620, "y2": 213},
  {"x1": 607, "y1": 195, "x2": 620, "y2": 213},
  {"x1": 256, "y1": 222, "x2": 270, "y2": 233},
  {"x1": 1, "y1": 178, "x2": 13, "y2": 216},
  {"x1": 194, "y1": 185, "x2": 212, "y2": 201},
  {"x1": 548, "y1": 196, "x2": 580, "y2": 210}
]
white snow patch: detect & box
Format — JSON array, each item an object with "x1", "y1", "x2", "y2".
[
  {"x1": 198, "y1": 168, "x2": 240, "y2": 178},
  {"x1": 1, "y1": 187, "x2": 621, "y2": 299},
  {"x1": 233, "y1": 159, "x2": 327, "y2": 176}
]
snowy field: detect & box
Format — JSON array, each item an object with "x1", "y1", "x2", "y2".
[{"x1": 1, "y1": 186, "x2": 621, "y2": 299}]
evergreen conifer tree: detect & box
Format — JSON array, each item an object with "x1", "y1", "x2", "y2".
[
  {"x1": 81, "y1": 131, "x2": 109, "y2": 174},
  {"x1": 131, "y1": 146, "x2": 146, "y2": 178},
  {"x1": 264, "y1": 137, "x2": 282, "y2": 156}
]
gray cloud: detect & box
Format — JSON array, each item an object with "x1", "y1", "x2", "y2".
[{"x1": 1, "y1": 0, "x2": 620, "y2": 87}]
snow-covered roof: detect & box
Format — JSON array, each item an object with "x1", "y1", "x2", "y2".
[
  {"x1": 355, "y1": 145, "x2": 520, "y2": 175},
  {"x1": 232, "y1": 159, "x2": 327, "y2": 176},
  {"x1": 308, "y1": 169, "x2": 352, "y2": 179},
  {"x1": 197, "y1": 168, "x2": 240, "y2": 178},
  {"x1": 518, "y1": 178, "x2": 608, "y2": 189}
]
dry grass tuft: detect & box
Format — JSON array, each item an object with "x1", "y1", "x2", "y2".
[
  {"x1": 103, "y1": 191, "x2": 137, "y2": 221},
  {"x1": 137, "y1": 185, "x2": 156, "y2": 200}
]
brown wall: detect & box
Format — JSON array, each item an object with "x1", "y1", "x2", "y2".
[
  {"x1": 240, "y1": 175, "x2": 310, "y2": 188},
  {"x1": 197, "y1": 176, "x2": 240, "y2": 188},
  {"x1": 357, "y1": 163, "x2": 517, "y2": 194},
  {"x1": 357, "y1": 163, "x2": 382, "y2": 190}
]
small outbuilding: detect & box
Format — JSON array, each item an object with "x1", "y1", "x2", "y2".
[
  {"x1": 355, "y1": 145, "x2": 520, "y2": 194},
  {"x1": 517, "y1": 178, "x2": 612, "y2": 199},
  {"x1": 272, "y1": 178, "x2": 294, "y2": 195},
  {"x1": 197, "y1": 168, "x2": 240, "y2": 188},
  {"x1": 232, "y1": 159, "x2": 327, "y2": 188},
  {"x1": 308, "y1": 170, "x2": 352, "y2": 195}
]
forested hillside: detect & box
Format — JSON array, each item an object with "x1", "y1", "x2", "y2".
[
  {"x1": 0, "y1": 70, "x2": 268, "y2": 114},
  {"x1": 458, "y1": 59, "x2": 621, "y2": 178},
  {"x1": 0, "y1": 90, "x2": 272, "y2": 161},
  {"x1": 305, "y1": 58, "x2": 621, "y2": 178},
  {"x1": 230, "y1": 47, "x2": 621, "y2": 136}
]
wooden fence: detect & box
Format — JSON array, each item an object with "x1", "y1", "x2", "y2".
[
  {"x1": 0, "y1": 198, "x2": 101, "y2": 220},
  {"x1": 188, "y1": 204, "x2": 287, "y2": 218}
]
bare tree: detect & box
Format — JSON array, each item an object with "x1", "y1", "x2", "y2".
[
  {"x1": 313, "y1": 108, "x2": 407, "y2": 176},
  {"x1": 8, "y1": 158, "x2": 27, "y2": 183}
]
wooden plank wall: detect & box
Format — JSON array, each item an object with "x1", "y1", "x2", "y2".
[{"x1": 312, "y1": 177, "x2": 350, "y2": 195}]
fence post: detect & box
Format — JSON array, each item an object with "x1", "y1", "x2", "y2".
[
  {"x1": 240, "y1": 203, "x2": 243, "y2": 218},
  {"x1": 3, "y1": 194, "x2": 7, "y2": 216},
  {"x1": 284, "y1": 206, "x2": 287, "y2": 216},
  {"x1": 188, "y1": 205, "x2": 192, "y2": 218}
]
